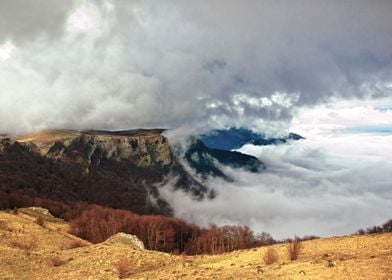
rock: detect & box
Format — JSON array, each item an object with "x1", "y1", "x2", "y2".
[
  {"x1": 104, "y1": 232, "x2": 145, "y2": 249},
  {"x1": 26, "y1": 207, "x2": 54, "y2": 218}
]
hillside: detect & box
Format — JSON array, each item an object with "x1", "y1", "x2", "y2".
[
  {"x1": 0, "y1": 129, "x2": 205, "y2": 215},
  {"x1": 0, "y1": 129, "x2": 266, "y2": 215},
  {"x1": 0, "y1": 209, "x2": 391, "y2": 280}
]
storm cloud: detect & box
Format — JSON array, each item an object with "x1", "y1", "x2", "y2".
[{"x1": 0, "y1": 0, "x2": 392, "y2": 134}]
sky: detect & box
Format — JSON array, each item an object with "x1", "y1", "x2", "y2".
[
  {"x1": 0, "y1": 0, "x2": 392, "y2": 134},
  {"x1": 0, "y1": 0, "x2": 392, "y2": 238}
]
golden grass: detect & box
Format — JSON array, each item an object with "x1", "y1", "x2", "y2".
[{"x1": 0, "y1": 210, "x2": 391, "y2": 279}]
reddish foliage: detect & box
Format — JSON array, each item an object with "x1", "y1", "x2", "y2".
[
  {"x1": 68, "y1": 204, "x2": 263, "y2": 255},
  {"x1": 0, "y1": 191, "x2": 270, "y2": 255},
  {"x1": 0, "y1": 190, "x2": 87, "y2": 221}
]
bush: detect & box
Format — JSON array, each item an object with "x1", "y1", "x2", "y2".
[
  {"x1": 0, "y1": 220, "x2": 8, "y2": 230},
  {"x1": 9, "y1": 237, "x2": 38, "y2": 255},
  {"x1": 287, "y1": 238, "x2": 303, "y2": 261},
  {"x1": 356, "y1": 218, "x2": 392, "y2": 235},
  {"x1": 263, "y1": 247, "x2": 278, "y2": 265},
  {"x1": 36, "y1": 215, "x2": 45, "y2": 226},
  {"x1": 382, "y1": 219, "x2": 392, "y2": 232},
  {"x1": 48, "y1": 255, "x2": 68, "y2": 267},
  {"x1": 116, "y1": 256, "x2": 135, "y2": 279},
  {"x1": 67, "y1": 240, "x2": 87, "y2": 249},
  {"x1": 181, "y1": 252, "x2": 188, "y2": 267}
]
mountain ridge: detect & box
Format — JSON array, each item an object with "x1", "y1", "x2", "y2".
[{"x1": 200, "y1": 127, "x2": 304, "y2": 150}]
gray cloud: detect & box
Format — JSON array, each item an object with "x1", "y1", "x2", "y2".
[
  {"x1": 0, "y1": 0, "x2": 392, "y2": 134},
  {"x1": 0, "y1": 0, "x2": 72, "y2": 43}
]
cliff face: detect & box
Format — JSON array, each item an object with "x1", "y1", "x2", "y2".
[
  {"x1": 0, "y1": 129, "x2": 201, "y2": 215},
  {"x1": 0, "y1": 129, "x2": 263, "y2": 216},
  {"x1": 16, "y1": 129, "x2": 172, "y2": 169}
]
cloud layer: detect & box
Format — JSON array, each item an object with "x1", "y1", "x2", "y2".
[
  {"x1": 1, "y1": 0, "x2": 392, "y2": 134},
  {"x1": 160, "y1": 101, "x2": 392, "y2": 239},
  {"x1": 160, "y1": 132, "x2": 392, "y2": 239}
]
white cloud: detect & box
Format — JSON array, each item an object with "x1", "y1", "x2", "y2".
[
  {"x1": 291, "y1": 98, "x2": 392, "y2": 137},
  {"x1": 160, "y1": 132, "x2": 392, "y2": 239},
  {"x1": 160, "y1": 100, "x2": 392, "y2": 239},
  {"x1": 0, "y1": 41, "x2": 15, "y2": 61}
]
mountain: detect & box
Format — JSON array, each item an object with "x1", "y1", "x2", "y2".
[
  {"x1": 0, "y1": 129, "x2": 205, "y2": 215},
  {"x1": 0, "y1": 128, "x2": 271, "y2": 216},
  {"x1": 200, "y1": 127, "x2": 304, "y2": 150},
  {"x1": 184, "y1": 139, "x2": 265, "y2": 180}
]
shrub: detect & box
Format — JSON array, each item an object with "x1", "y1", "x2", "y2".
[
  {"x1": 356, "y1": 229, "x2": 366, "y2": 235},
  {"x1": 36, "y1": 215, "x2": 45, "y2": 226},
  {"x1": 0, "y1": 220, "x2": 7, "y2": 230},
  {"x1": 286, "y1": 238, "x2": 303, "y2": 261},
  {"x1": 67, "y1": 240, "x2": 87, "y2": 249},
  {"x1": 263, "y1": 247, "x2": 279, "y2": 265},
  {"x1": 48, "y1": 255, "x2": 68, "y2": 267},
  {"x1": 382, "y1": 219, "x2": 392, "y2": 232},
  {"x1": 356, "y1": 218, "x2": 392, "y2": 235},
  {"x1": 116, "y1": 256, "x2": 135, "y2": 279},
  {"x1": 9, "y1": 237, "x2": 38, "y2": 255},
  {"x1": 181, "y1": 252, "x2": 188, "y2": 267}
]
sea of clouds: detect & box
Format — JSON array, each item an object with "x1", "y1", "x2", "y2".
[{"x1": 161, "y1": 102, "x2": 392, "y2": 239}]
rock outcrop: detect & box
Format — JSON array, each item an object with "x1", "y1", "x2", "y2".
[
  {"x1": 0, "y1": 129, "x2": 203, "y2": 216},
  {"x1": 104, "y1": 232, "x2": 145, "y2": 249},
  {"x1": 25, "y1": 207, "x2": 55, "y2": 218},
  {"x1": 16, "y1": 129, "x2": 172, "y2": 169}
]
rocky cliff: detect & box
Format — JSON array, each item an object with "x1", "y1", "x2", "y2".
[
  {"x1": 0, "y1": 129, "x2": 203, "y2": 215},
  {"x1": 16, "y1": 129, "x2": 172, "y2": 169},
  {"x1": 0, "y1": 128, "x2": 265, "y2": 216}
]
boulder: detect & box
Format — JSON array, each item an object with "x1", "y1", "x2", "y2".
[{"x1": 104, "y1": 232, "x2": 144, "y2": 249}]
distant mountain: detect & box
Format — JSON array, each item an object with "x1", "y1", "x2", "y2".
[
  {"x1": 200, "y1": 127, "x2": 304, "y2": 150},
  {"x1": 184, "y1": 139, "x2": 265, "y2": 180}
]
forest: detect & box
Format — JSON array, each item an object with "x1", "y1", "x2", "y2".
[{"x1": 0, "y1": 191, "x2": 277, "y2": 255}]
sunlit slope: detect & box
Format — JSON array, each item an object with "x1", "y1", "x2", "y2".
[{"x1": 0, "y1": 210, "x2": 391, "y2": 279}]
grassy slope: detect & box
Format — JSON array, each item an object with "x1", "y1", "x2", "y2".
[{"x1": 0, "y1": 210, "x2": 391, "y2": 280}]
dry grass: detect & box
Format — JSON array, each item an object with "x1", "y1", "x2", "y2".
[
  {"x1": 263, "y1": 247, "x2": 279, "y2": 265},
  {"x1": 0, "y1": 210, "x2": 391, "y2": 280},
  {"x1": 115, "y1": 256, "x2": 135, "y2": 279},
  {"x1": 287, "y1": 238, "x2": 303, "y2": 261}
]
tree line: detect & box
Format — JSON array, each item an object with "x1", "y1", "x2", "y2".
[{"x1": 0, "y1": 191, "x2": 277, "y2": 254}]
